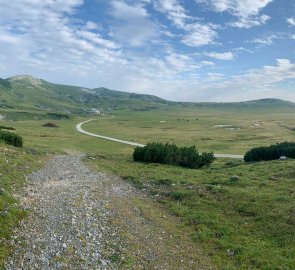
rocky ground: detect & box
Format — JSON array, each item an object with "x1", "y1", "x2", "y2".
[{"x1": 5, "y1": 154, "x2": 214, "y2": 269}]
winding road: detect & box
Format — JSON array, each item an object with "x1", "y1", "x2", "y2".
[{"x1": 76, "y1": 119, "x2": 244, "y2": 159}]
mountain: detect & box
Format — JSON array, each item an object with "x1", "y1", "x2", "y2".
[
  {"x1": 0, "y1": 75, "x2": 294, "y2": 119},
  {"x1": 179, "y1": 98, "x2": 295, "y2": 110},
  {"x1": 0, "y1": 75, "x2": 170, "y2": 114}
]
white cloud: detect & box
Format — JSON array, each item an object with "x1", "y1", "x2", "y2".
[
  {"x1": 287, "y1": 17, "x2": 295, "y2": 26},
  {"x1": 233, "y1": 47, "x2": 253, "y2": 53},
  {"x1": 109, "y1": 0, "x2": 158, "y2": 47},
  {"x1": 206, "y1": 72, "x2": 224, "y2": 81},
  {"x1": 228, "y1": 14, "x2": 270, "y2": 28},
  {"x1": 205, "y1": 51, "x2": 234, "y2": 60},
  {"x1": 84, "y1": 21, "x2": 101, "y2": 31},
  {"x1": 197, "y1": 59, "x2": 295, "y2": 101},
  {"x1": 165, "y1": 53, "x2": 195, "y2": 71},
  {"x1": 197, "y1": 0, "x2": 273, "y2": 28},
  {"x1": 201, "y1": 60, "x2": 215, "y2": 66},
  {"x1": 153, "y1": 0, "x2": 190, "y2": 28},
  {"x1": 154, "y1": 0, "x2": 218, "y2": 47},
  {"x1": 196, "y1": 0, "x2": 273, "y2": 17},
  {"x1": 182, "y1": 23, "x2": 217, "y2": 47},
  {"x1": 251, "y1": 34, "x2": 279, "y2": 45},
  {"x1": 77, "y1": 30, "x2": 120, "y2": 49}
]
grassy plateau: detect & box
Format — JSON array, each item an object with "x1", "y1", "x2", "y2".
[
  {"x1": 0, "y1": 104, "x2": 293, "y2": 269},
  {"x1": 0, "y1": 76, "x2": 294, "y2": 269}
]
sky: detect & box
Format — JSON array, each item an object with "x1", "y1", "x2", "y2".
[{"x1": 0, "y1": 0, "x2": 294, "y2": 102}]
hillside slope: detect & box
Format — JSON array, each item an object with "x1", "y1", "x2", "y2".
[{"x1": 0, "y1": 76, "x2": 169, "y2": 113}]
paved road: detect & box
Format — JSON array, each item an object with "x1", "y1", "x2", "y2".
[{"x1": 76, "y1": 119, "x2": 244, "y2": 159}]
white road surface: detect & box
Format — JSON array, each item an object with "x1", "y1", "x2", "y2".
[{"x1": 76, "y1": 119, "x2": 244, "y2": 159}]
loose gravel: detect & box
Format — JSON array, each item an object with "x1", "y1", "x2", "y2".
[{"x1": 5, "y1": 154, "x2": 119, "y2": 270}]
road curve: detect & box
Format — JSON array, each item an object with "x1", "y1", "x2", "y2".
[
  {"x1": 76, "y1": 119, "x2": 244, "y2": 159},
  {"x1": 76, "y1": 119, "x2": 145, "y2": 147}
]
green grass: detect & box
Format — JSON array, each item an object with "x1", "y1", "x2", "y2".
[
  {"x1": 0, "y1": 105, "x2": 294, "y2": 269},
  {"x1": 89, "y1": 153, "x2": 295, "y2": 269},
  {"x1": 83, "y1": 108, "x2": 295, "y2": 154},
  {"x1": 0, "y1": 144, "x2": 43, "y2": 268}
]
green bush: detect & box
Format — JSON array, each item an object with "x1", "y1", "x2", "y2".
[
  {"x1": 133, "y1": 142, "x2": 215, "y2": 168},
  {"x1": 0, "y1": 130, "x2": 23, "y2": 147},
  {"x1": 168, "y1": 191, "x2": 191, "y2": 201},
  {"x1": 0, "y1": 125, "x2": 16, "y2": 130},
  {"x1": 244, "y1": 141, "x2": 295, "y2": 162}
]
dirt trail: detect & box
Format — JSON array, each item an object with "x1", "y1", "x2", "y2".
[{"x1": 5, "y1": 154, "x2": 214, "y2": 269}]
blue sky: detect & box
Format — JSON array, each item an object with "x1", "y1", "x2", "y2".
[{"x1": 0, "y1": 0, "x2": 294, "y2": 102}]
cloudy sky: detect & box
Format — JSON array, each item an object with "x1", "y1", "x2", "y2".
[{"x1": 0, "y1": 0, "x2": 294, "y2": 102}]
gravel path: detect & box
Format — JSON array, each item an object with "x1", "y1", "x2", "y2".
[
  {"x1": 76, "y1": 120, "x2": 144, "y2": 147},
  {"x1": 5, "y1": 154, "x2": 214, "y2": 269},
  {"x1": 76, "y1": 119, "x2": 244, "y2": 159},
  {"x1": 5, "y1": 154, "x2": 118, "y2": 270}
]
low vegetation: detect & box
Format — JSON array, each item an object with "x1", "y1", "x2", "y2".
[
  {"x1": 244, "y1": 141, "x2": 295, "y2": 162},
  {"x1": 133, "y1": 143, "x2": 215, "y2": 168},
  {"x1": 0, "y1": 126, "x2": 16, "y2": 131},
  {"x1": 42, "y1": 122, "x2": 59, "y2": 128},
  {"x1": 0, "y1": 103, "x2": 294, "y2": 269},
  {"x1": 0, "y1": 130, "x2": 23, "y2": 147},
  {"x1": 91, "y1": 153, "x2": 295, "y2": 269},
  {"x1": 0, "y1": 145, "x2": 42, "y2": 267}
]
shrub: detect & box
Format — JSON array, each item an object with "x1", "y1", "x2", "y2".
[
  {"x1": 0, "y1": 125, "x2": 16, "y2": 130},
  {"x1": 0, "y1": 130, "x2": 23, "y2": 147},
  {"x1": 133, "y1": 142, "x2": 215, "y2": 169},
  {"x1": 168, "y1": 191, "x2": 191, "y2": 201},
  {"x1": 43, "y1": 122, "x2": 59, "y2": 128},
  {"x1": 244, "y1": 141, "x2": 295, "y2": 162}
]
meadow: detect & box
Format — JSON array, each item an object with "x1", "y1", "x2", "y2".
[{"x1": 0, "y1": 106, "x2": 295, "y2": 269}]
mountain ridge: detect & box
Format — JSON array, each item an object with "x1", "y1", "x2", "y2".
[{"x1": 0, "y1": 75, "x2": 294, "y2": 115}]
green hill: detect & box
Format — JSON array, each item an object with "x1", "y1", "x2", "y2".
[
  {"x1": 0, "y1": 75, "x2": 169, "y2": 113},
  {"x1": 179, "y1": 98, "x2": 295, "y2": 111},
  {"x1": 0, "y1": 75, "x2": 294, "y2": 120}
]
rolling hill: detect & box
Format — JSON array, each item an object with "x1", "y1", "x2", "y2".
[
  {"x1": 0, "y1": 75, "x2": 294, "y2": 120},
  {"x1": 0, "y1": 75, "x2": 169, "y2": 113}
]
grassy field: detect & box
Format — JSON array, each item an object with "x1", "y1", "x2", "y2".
[
  {"x1": 0, "y1": 106, "x2": 294, "y2": 269},
  {"x1": 83, "y1": 108, "x2": 295, "y2": 154}
]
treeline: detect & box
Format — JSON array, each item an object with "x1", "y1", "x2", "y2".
[
  {"x1": 0, "y1": 130, "x2": 23, "y2": 147},
  {"x1": 244, "y1": 142, "x2": 295, "y2": 162},
  {"x1": 133, "y1": 143, "x2": 215, "y2": 169}
]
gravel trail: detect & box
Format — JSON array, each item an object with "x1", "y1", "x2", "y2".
[
  {"x1": 5, "y1": 154, "x2": 214, "y2": 270},
  {"x1": 5, "y1": 154, "x2": 118, "y2": 270}
]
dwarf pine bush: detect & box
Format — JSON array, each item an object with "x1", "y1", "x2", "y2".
[
  {"x1": 0, "y1": 130, "x2": 23, "y2": 147},
  {"x1": 133, "y1": 143, "x2": 215, "y2": 169},
  {"x1": 244, "y1": 141, "x2": 295, "y2": 162}
]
